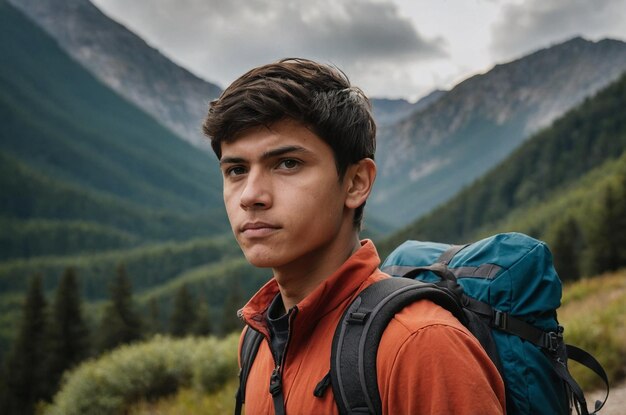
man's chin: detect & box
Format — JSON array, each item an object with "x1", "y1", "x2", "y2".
[{"x1": 243, "y1": 252, "x2": 281, "y2": 269}]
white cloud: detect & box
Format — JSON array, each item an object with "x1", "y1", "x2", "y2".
[
  {"x1": 91, "y1": 0, "x2": 626, "y2": 99},
  {"x1": 93, "y1": 0, "x2": 447, "y2": 97},
  {"x1": 490, "y1": 0, "x2": 626, "y2": 62}
]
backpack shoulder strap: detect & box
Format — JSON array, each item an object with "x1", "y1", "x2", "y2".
[
  {"x1": 436, "y1": 244, "x2": 468, "y2": 265},
  {"x1": 234, "y1": 326, "x2": 264, "y2": 415},
  {"x1": 330, "y1": 277, "x2": 465, "y2": 415}
]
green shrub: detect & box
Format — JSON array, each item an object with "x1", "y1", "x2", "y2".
[{"x1": 44, "y1": 334, "x2": 238, "y2": 415}]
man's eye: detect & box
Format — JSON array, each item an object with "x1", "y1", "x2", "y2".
[
  {"x1": 226, "y1": 166, "x2": 247, "y2": 176},
  {"x1": 278, "y1": 159, "x2": 300, "y2": 169}
]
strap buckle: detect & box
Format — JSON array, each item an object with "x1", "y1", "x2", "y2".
[
  {"x1": 546, "y1": 326, "x2": 564, "y2": 353},
  {"x1": 493, "y1": 310, "x2": 507, "y2": 330},
  {"x1": 347, "y1": 311, "x2": 370, "y2": 324}
]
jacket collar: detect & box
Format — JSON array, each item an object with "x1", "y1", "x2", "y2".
[{"x1": 240, "y1": 240, "x2": 381, "y2": 338}]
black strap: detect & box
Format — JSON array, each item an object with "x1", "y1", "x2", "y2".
[
  {"x1": 402, "y1": 263, "x2": 459, "y2": 282},
  {"x1": 566, "y1": 344, "x2": 610, "y2": 414},
  {"x1": 235, "y1": 326, "x2": 288, "y2": 415},
  {"x1": 330, "y1": 277, "x2": 465, "y2": 415},
  {"x1": 548, "y1": 340, "x2": 589, "y2": 415},
  {"x1": 462, "y1": 296, "x2": 557, "y2": 350},
  {"x1": 436, "y1": 244, "x2": 469, "y2": 265},
  {"x1": 397, "y1": 244, "x2": 469, "y2": 283},
  {"x1": 235, "y1": 327, "x2": 263, "y2": 415},
  {"x1": 463, "y1": 293, "x2": 611, "y2": 414},
  {"x1": 466, "y1": 296, "x2": 610, "y2": 415}
]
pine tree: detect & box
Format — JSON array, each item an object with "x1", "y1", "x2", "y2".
[
  {"x1": 169, "y1": 284, "x2": 197, "y2": 337},
  {"x1": 588, "y1": 180, "x2": 626, "y2": 274},
  {"x1": 221, "y1": 279, "x2": 244, "y2": 335},
  {"x1": 613, "y1": 174, "x2": 626, "y2": 267},
  {"x1": 193, "y1": 299, "x2": 213, "y2": 336},
  {"x1": 550, "y1": 218, "x2": 583, "y2": 281},
  {"x1": 146, "y1": 297, "x2": 162, "y2": 335},
  {"x1": 97, "y1": 264, "x2": 143, "y2": 352},
  {"x1": 46, "y1": 267, "x2": 90, "y2": 396},
  {"x1": 3, "y1": 275, "x2": 49, "y2": 415}
]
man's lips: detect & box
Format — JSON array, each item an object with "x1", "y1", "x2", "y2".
[{"x1": 239, "y1": 222, "x2": 281, "y2": 237}]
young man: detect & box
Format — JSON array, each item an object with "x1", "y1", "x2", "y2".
[{"x1": 203, "y1": 58, "x2": 505, "y2": 414}]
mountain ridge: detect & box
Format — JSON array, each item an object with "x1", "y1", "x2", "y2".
[
  {"x1": 372, "y1": 36, "x2": 626, "y2": 226},
  {"x1": 379, "y1": 70, "x2": 626, "y2": 263},
  {"x1": 8, "y1": 0, "x2": 222, "y2": 150}
]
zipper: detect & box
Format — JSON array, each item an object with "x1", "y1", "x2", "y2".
[
  {"x1": 267, "y1": 307, "x2": 298, "y2": 409},
  {"x1": 269, "y1": 365, "x2": 283, "y2": 396}
]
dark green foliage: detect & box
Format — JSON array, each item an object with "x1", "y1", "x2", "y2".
[
  {"x1": 0, "y1": 240, "x2": 244, "y2": 359},
  {"x1": 0, "y1": 151, "x2": 229, "y2": 257},
  {"x1": 46, "y1": 268, "x2": 90, "y2": 396},
  {"x1": 587, "y1": 175, "x2": 626, "y2": 274},
  {"x1": 0, "y1": 237, "x2": 239, "y2": 299},
  {"x1": 169, "y1": 284, "x2": 197, "y2": 337},
  {"x1": 0, "y1": 217, "x2": 141, "y2": 260},
  {"x1": 146, "y1": 297, "x2": 162, "y2": 335},
  {"x1": 135, "y1": 258, "x2": 269, "y2": 336},
  {"x1": 549, "y1": 218, "x2": 584, "y2": 281},
  {"x1": 2, "y1": 275, "x2": 48, "y2": 414},
  {"x1": 380, "y1": 71, "x2": 626, "y2": 256},
  {"x1": 97, "y1": 264, "x2": 143, "y2": 353},
  {"x1": 193, "y1": 300, "x2": 213, "y2": 336},
  {"x1": 220, "y1": 278, "x2": 245, "y2": 335}
]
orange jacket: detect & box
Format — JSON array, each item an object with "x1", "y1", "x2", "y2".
[{"x1": 239, "y1": 240, "x2": 506, "y2": 414}]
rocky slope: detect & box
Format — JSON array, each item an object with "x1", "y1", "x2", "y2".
[
  {"x1": 9, "y1": 0, "x2": 222, "y2": 150},
  {"x1": 373, "y1": 37, "x2": 626, "y2": 226},
  {"x1": 371, "y1": 90, "x2": 446, "y2": 127}
]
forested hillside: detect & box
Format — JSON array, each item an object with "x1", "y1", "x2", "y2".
[
  {"x1": 372, "y1": 37, "x2": 626, "y2": 226},
  {"x1": 0, "y1": 0, "x2": 229, "y2": 257},
  {"x1": 0, "y1": 0, "x2": 251, "y2": 381},
  {"x1": 381, "y1": 71, "x2": 626, "y2": 279}
]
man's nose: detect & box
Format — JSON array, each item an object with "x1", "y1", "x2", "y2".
[{"x1": 240, "y1": 169, "x2": 272, "y2": 210}]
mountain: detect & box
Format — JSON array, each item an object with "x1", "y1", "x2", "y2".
[
  {"x1": 379, "y1": 71, "x2": 626, "y2": 277},
  {"x1": 12, "y1": 1, "x2": 626, "y2": 233},
  {"x1": 0, "y1": 0, "x2": 238, "y2": 360},
  {"x1": 8, "y1": 0, "x2": 222, "y2": 150},
  {"x1": 372, "y1": 37, "x2": 626, "y2": 227},
  {"x1": 371, "y1": 89, "x2": 446, "y2": 126},
  {"x1": 0, "y1": 0, "x2": 229, "y2": 257}
]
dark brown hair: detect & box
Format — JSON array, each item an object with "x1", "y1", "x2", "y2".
[{"x1": 202, "y1": 58, "x2": 376, "y2": 228}]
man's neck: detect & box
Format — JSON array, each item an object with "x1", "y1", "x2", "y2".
[{"x1": 274, "y1": 235, "x2": 361, "y2": 311}]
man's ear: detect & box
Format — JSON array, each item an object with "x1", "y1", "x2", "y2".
[{"x1": 344, "y1": 158, "x2": 377, "y2": 209}]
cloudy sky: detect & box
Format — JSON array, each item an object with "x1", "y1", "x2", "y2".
[{"x1": 91, "y1": 0, "x2": 626, "y2": 101}]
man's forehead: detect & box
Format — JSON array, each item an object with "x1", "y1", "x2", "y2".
[{"x1": 220, "y1": 121, "x2": 326, "y2": 161}]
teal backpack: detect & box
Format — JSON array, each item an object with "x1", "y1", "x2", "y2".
[
  {"x1": 375, "y1": 232, "x2": 609, "y2": 414},
  {"x1": 237, "y1": 233, "x2": 609, "y2": 415}
]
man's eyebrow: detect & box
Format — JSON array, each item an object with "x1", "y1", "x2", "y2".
[
  {"x1": 262, "y1": 145, "x2": 312, "y2": 159},
  {"x1": 220, "y1": 145, "x2": 312, "y2": 166},
  {"x1": 219, "y1": 156, "x2": 245, "y2": 166}
]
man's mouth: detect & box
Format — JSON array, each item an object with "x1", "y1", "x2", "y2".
[{"x1": 240, "y1": 221, "x2": 281, "y2": 238}]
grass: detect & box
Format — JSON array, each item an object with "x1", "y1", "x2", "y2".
[
  {"x1": 129, "y1": 380, "x2": 238, "y2": 415},
  {"x1": 559, "y1": 269, "x2": 626, "y2": 391}
]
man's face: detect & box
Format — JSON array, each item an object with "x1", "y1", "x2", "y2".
[{"x1": 220, "y1": 119, "x2": 352, "y2": 271}]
